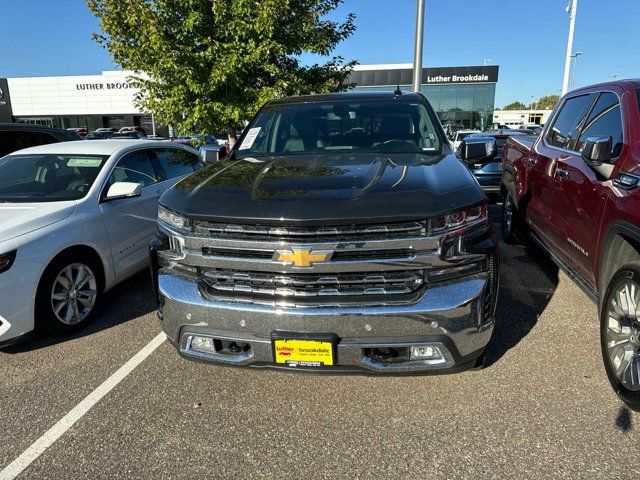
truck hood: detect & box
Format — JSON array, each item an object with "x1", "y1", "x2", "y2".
[
  {"x1": 160, "y1": 153, "x2": 485, "y2": 225},
  {"x1": 0, "y1": 202, "x2": 77, "y2": 242}
]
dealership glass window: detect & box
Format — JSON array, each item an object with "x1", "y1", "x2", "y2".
[
  {"x1": 16, "y1": 118, "x2": 54, "y2": 128},
  {"x1": 108, "y1": 150, "x2": 158, "y2": 187},
  {"x1": 351, "y1": 83, "x2": 496, "y2": 131},
  {"x1": 423, "y1": 83, "x2": 496, "y2": 130}
]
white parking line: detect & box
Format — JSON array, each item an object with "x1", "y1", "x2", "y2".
[{"x1": 0, "y1": 332, "x2": 166, "y2": 480}]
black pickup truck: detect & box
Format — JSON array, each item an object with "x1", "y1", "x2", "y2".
[{"x1": 151, "y1": 91, "x2": 499, "y2": 374}]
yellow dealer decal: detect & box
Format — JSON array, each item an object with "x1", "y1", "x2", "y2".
[{"x1": 273, "y1": 339, "x2": 334, "y2": 366}]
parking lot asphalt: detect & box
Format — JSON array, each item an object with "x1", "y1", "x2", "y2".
[{"x1": 1, "y1": 206, "x2": 638, "y2": 479}]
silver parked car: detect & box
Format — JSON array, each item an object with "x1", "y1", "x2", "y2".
[{"x1": 0, "y1": 140, "x2": 202, "y2": 345}]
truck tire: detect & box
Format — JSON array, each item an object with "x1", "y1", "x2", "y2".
[
  {"x1": 501, "y1": 190, "x2": 521, "y2": 244},
  {"x1": 35, "y1": 252, "x2": 103, "y2": 337},
  {"x1": 600, "y1": 262, "x2": 640, "y2": 411}
]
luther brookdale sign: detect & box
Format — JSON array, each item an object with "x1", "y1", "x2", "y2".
[
  {"x1": 76, "y1": 82, "x2": 133, "y2": 91},
  {"x1": 426, "y1": 74, "x2": 490, "y2": 84}
]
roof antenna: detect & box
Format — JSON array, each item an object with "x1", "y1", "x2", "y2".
[{"x1": 393, "y1": 85, "x2": 402, "y2": 97}]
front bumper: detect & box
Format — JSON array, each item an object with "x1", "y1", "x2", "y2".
[
  {"x1": 0, "y1": 258, "x2": 43, "y2": 346},
  {"x1": 156, "y1": 271, "x2": 496, "y2": 374}
]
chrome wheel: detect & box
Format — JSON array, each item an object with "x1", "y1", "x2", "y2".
[
  {"x1": 605, "y1": 281, "x2": 640, "y2": 391},
  {"x1": 50, "y1": 263, "x2": 97, "y2": 326}
]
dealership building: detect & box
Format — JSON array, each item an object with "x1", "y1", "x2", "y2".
[
  {"x1": 492, "y1": 108, "x2": 554, "y2": 128},
  {"x1": 0, "y1": 71, "x2": 165, "y2": 135},
  {"x1": 0, "y1": 64, "x2": 499, "y2": 133},
  {"x1": 349, "y1": 64, "x2": 499, "y2": 130}
]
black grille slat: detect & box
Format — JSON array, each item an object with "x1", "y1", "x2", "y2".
[
  {"x1": 332, "y1": 249, "x2": 415, "y2": 261},
  {"x1": 202, "y1": 269, "x2": 424, "y2": 298},
  {"x1": 201, "y1": 248, "x2": 272, "y2": 259},
  {"x1": 201, "y1": 248, "x2": 416, "y2": 262},
  {"x1": 194, "y1": 221, "x2": 426, "y2": 241}
]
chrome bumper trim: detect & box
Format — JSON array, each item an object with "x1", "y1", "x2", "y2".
[{"x1": 159, "y1": 273, "x2": 494, "y2": 371}]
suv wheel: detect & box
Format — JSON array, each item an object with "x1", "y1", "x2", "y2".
[
  {"x1": 501, "y1": 190, "x2": 520, "y2": 244},
  {"x1": 601, "y1": 263, "x2": 640, "y2": 410},
  {"x1": 35, "y1": 253, "x2": 102, "y2": 337}
]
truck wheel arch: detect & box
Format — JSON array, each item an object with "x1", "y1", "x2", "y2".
[
  {"x1": 598, "y1": 222, "x2": 640, "y2": 308},
  {"x1": 500, "y1": 166, "x2": 517, "y2": 208}
]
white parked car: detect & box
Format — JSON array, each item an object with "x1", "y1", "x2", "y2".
[
  {"x1": 452, "y1": 130, "x2": 481, "y2": 152},
  {"x1": 0, "y1": 140, "x2": 203, "y2": 345}
]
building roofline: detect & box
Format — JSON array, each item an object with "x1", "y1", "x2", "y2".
[{"x1": 352, "y1": 64, "x2": 498, "y2": 71}]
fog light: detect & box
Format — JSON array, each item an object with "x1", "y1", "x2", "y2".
[
  {"x1": 410, "y1": 345, "x2": 445, "y2": 363},
  {"x1": 189, "y1": 335, "x2": 217, "y2": 354}
]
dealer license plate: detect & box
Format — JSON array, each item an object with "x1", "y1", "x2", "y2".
[{"x1": 272, "y1": 338, "x2": 334, "y2": 367}]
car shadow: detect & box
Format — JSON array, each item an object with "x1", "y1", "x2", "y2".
[
  {"x1": 1, "y1": 270, "x2": 156, "y2": 354},
  {"x1": 615, "y1": 406, "x2": 633, "y2": 431},
  {"x1": 483, "y1": 207, "x2": 560, "y2": 367}
]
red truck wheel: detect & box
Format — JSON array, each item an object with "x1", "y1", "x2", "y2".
[
  {"x1": 501, "y1": 191, "x2": 521, "y2": 244},
  {"x1": 601, "y1": 262, "x2": 640, "y2": 411}
]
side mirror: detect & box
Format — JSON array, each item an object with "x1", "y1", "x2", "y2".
[
  {"x1": 581, "y1": 136, "x2": 612, "y2": 166},
  {"x1": 458, "y1": 137, "x2": 497, "y2": 163},
  {"x1": 200, "y1": 146, "x2": 221, "y2": 164},
  {"x1": 104, "y1": 182, "x2": 142, "y2": 201}
]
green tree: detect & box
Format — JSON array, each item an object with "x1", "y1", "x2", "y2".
[
  {"x1": 535, "y1": 94, "x2": 560, "y2": 110},
  {"x1": 501, "y1": 101, "x2": 527, "y2": 111},
  {"x1": 87, "y1": 0, "x2": 356, "y2": 140}
]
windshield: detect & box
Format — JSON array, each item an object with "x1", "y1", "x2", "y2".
[
  {"x1": 237, "y1": 99, "x2": 442, "y2": 157},
  {"x1": 0, "y1": 154, "x2": 108, "y2": 202}
]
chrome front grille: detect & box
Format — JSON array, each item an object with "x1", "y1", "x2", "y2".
[
  {"x1": 202, "y1": 269, "x2": 425, "y2": 299},
  {"x1": 194, "y1": 220, "x2": 427, "y2": 241},
  {"x1": 158, "y1": 219, "x2": 470, "y2": 306},
  {"x1": 201, "y1": 247, "x2": 417, "y2": 262}
]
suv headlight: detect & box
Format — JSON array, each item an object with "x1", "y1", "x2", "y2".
[
  {"x1": 429, "y1": 204, "x2": 487, "y2": 235},
  {"x1": 0, "y1": 250, "x2": 17, "y2": 274},
  {"x1": 158, "y1": 206, "x2": 192, "y2": 232}
]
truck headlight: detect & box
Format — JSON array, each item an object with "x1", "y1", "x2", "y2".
[
  {"x1": 429, "y1": 204, "x2": 487, "y2": 235},
  {"x1": 0, "y1": 250, "x2": 17, "y2": 274},
  {"x1": 158, "y1": 206, "x2": 192, "y2": 232}
]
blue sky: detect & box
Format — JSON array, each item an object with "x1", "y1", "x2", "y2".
[{"x1": 0, "y1": 0, "x2": 637, "y2": 106}]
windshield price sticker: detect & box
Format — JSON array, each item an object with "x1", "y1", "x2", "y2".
[
  {"x1": 239, "y1": 127, "x2": 261, "y2": 150},
  {"x1": 67, "y1": 158, "x2": 103, "y2": 167}
]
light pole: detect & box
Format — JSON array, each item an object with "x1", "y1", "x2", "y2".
[
  {"x1": 570, "y1": 51, "x2": 582, "y2": 89},
  {"x1": 561, "y1": 0, "x2": 578, "y2": 96},
  {"x1": 530, "y1": 96, "x2": 535, "y2": 125},
  {"x1": 412, "y1": 0, "x2": 426, "y2": 93}
]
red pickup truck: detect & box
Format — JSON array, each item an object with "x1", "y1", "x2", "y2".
[{"x1": 500, "y1": 79, "x2": 640, "y2": 409}]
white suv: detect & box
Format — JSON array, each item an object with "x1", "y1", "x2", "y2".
[
  {"x1": 0, "y1": 140, "x2": 202, "y2": 345},
  {"x1": 452, "y1": 130, "x2": 481, "y2": 152}
]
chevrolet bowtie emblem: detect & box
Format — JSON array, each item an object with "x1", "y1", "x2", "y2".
[{"x1": 275, "y1": 248, "x2": 333, "y2": 268}]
